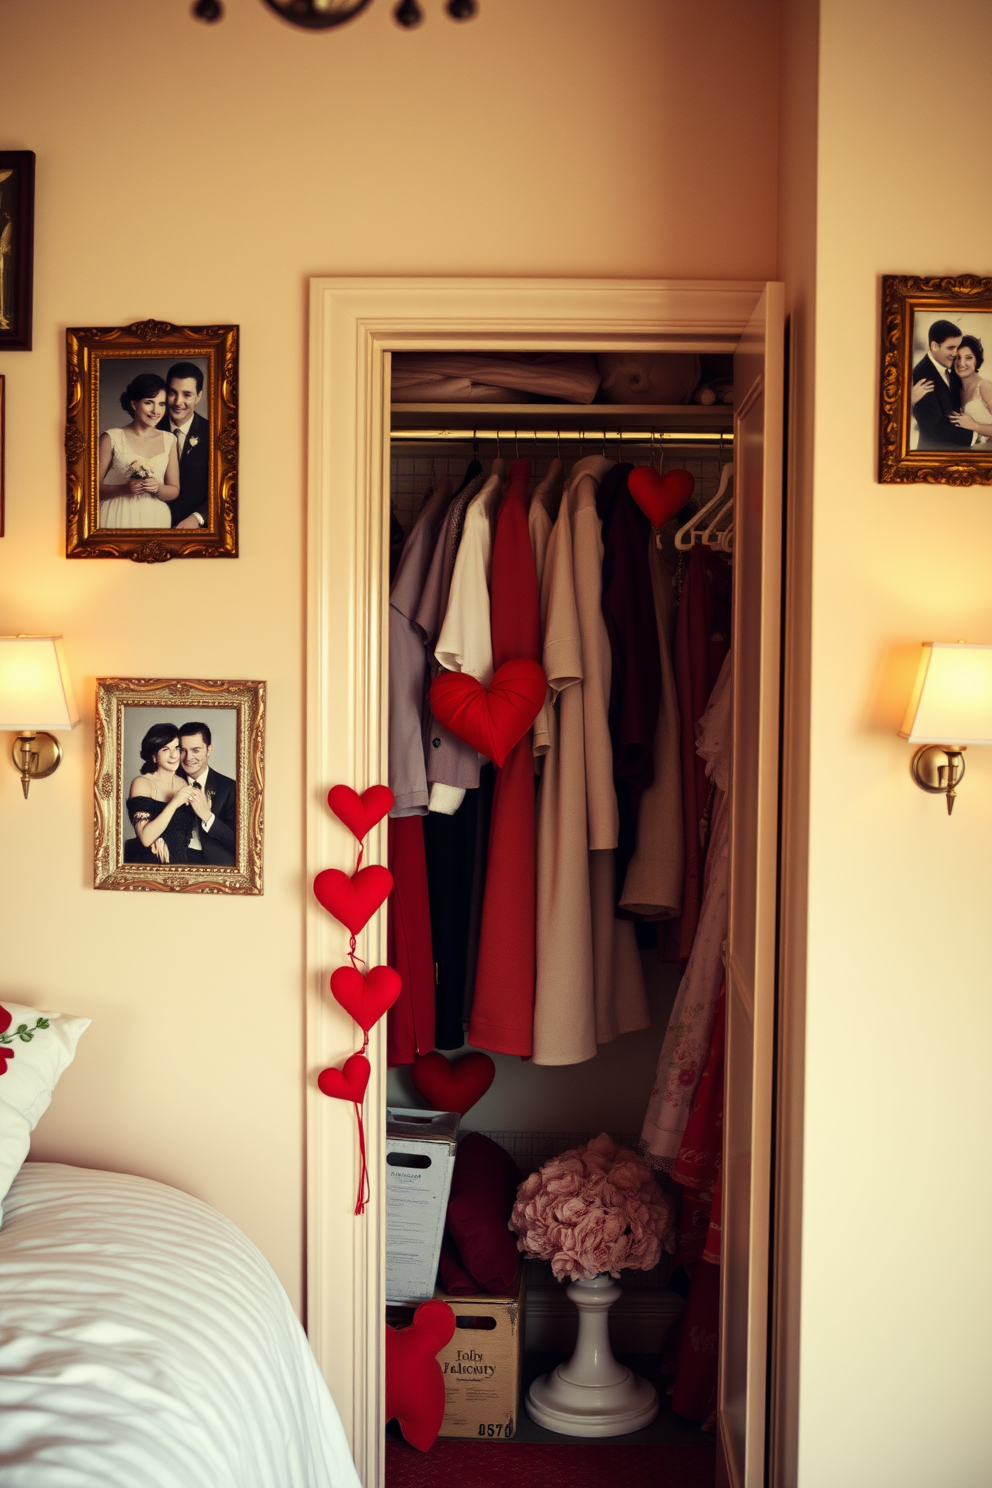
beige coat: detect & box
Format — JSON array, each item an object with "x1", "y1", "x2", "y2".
[{"x1": 533, "y1": 458, "x2": 648, "y2": 1065}]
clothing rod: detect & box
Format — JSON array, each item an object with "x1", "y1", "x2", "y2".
[{"x1": 390, "y1": 428, "x2": 731, "y2": 444}]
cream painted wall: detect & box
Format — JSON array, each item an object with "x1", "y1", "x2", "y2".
[
  {"x1": 0, "y1": 0, "x2": 781, "y2": 1312},
  {"x1": 799, "y1": 2, "x2": 992, "y2": 1483}
]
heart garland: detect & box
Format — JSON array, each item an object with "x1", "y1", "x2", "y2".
[
  {"x1": 313, "y1": 783, "x2": 398, "y2": 1215},
  {"x1": 429, "y1": 658, "x2": 548, "y2": 769},
  {"x1": 627, "y1": 465, "x2": 695, "y2": 532}
]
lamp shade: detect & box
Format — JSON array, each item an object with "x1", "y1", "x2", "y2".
[
  {"x1": 899, "y1": 642, "x2": 992, "y2": 745},
  {"x1": 0, "y1": 636, "x2": 79, "y2": 730}
]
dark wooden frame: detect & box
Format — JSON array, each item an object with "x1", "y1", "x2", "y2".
[
  {"x1": 0, "y1": 151, "x2": 35, "y2": 352},
  {"x1": 879, "y1": 274, "x2": 992, "y2": 485},
  {"x1": 65, "y1": 319, "x2": 239, "y2": 562},
  {"x1": 94, "y1": 676, "x2": 264, "y2": 894}
]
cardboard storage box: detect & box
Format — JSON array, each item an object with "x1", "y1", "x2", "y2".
[
  {"x1": 436, "y1": 1271, "x2": 525, "y2": 1440},
  {"x1": 385, "y1": 1108, "x2": 459, "y2": 1304}
]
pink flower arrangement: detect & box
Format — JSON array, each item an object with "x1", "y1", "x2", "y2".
[{"x1": 508, "y1": 1133, "x2": 675, "y2": 1283}]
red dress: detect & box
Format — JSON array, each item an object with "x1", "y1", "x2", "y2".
[{"x1": 469, "y1": 460, "x2": 541, "y2": 1056}]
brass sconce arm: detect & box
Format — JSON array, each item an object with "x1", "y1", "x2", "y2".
[{"x1": 910, "y1": 744, "x2": 965, "y2": 816}]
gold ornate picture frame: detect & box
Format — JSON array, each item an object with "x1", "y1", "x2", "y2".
[
  {"x1": 66, "y1": 320, "x2": 238, "y2": 561},
  {"x1": 94, "y1": 677, "x2": 264, "y2": 894},
  {"x1": 880, "y1": 275, "x2": 992, "y2": 485}
]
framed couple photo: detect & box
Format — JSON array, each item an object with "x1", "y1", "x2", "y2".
[
  {"x1": 94, "y1": 677, "x2": 264, "y2": 895},
  {"x1": 879, "y1": 274, "x2": 992, "y2": 485},
  {"x1": 65, "y1": 319, "x2": 239, "y2": 561}
]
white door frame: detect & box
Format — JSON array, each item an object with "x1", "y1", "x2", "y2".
[{"x1": 306, "y1": 276, "x2": 788, "y2": 1488}]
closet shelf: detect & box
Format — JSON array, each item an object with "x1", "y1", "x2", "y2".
[{"x1": 390, "y1": 401, "x2": 733, "y2": 437}]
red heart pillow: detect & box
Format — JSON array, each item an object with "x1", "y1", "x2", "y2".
[
  {"x1": 313, "y1": 865, "x2": 393, "y2": 936},
  {"x1": 429, "y1": 659, "x2": 547, "y2": 769},
  {"x1": 328, "y1": 784, "x2": 394, "y2": 841},
  {"x1": 386, "y1": 1299, "x2": 456, "y2": 1452},
  {"x1": 330, "y1": 964, "x2": 402, "y2": 1033},
  {"x1": 317, "y1": 1051, "x2": 371, "y2": 1103},
  {"x1": 628, "y1": 466, "x2": 695, "y2": 529},
  {"x1": 412, "y1": 1050, "x2": 496, "y2": 1116}
]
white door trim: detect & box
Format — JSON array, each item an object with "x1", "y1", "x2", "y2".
[{"x1": 306, "y1": 275, "x2": 775, "y2": 1487}]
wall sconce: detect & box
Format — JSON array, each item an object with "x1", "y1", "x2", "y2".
[
  {"x1": 0, "y1": 636, "x2": 79, "y2": 798},
  {"x1": 899, "y1": 642, "x2": 992, "y2": 815}
]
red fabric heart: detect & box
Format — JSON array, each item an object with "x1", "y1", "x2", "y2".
[
  {"x1": 317, "y1": 1052, "x2": 371, "y2": 1103},
  {"x1": 0, "y1": 1004, "x2": 10, "y2": 1035},
  {"x1": 429, "y1": 659, "x2": 547, "y2": 769},
  {"x1": 330, "y1": 964, "x2": 402, "y2": 1033},
  {"x1": 313, "y1": 865, "x2": 393, "y2": 936},
  {"x1": 411, "y1": 1050, "x2": 496, "y2": 1116},
  {"x1": 386, "y1": 1298, "x2": 456, "y2": 1452},
  {"x1": 327, "y1": 784, "x2": 394, "y2": 841},
  {"x1": 628, "y1": 466, "x2": 695, "y2": 529}
]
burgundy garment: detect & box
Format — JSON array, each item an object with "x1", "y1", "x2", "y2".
[
  {"x1": 674, "y1": 545, "x2": 731, "y2": 963},
  {"x1": 597, "y1": 463, "x2": 662, "y2": 898},
  {"x1": 386, "y1": 816, "x2": 436, "y2": 1066},
  {"x1": 469, "y1": 459, "x2": 541, "y2": 1057},
  {"x1": 444, "y1": 1132, "x2": 522, "y2": 1294},
  {"x1": 438, "y1": 1231, "x2": 479, "y2": 1297},
  {"x1": 671, "y1": 1258, "x2": 720, "y2": 1425}
]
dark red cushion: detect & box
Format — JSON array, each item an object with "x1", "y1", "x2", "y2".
[
  {"x1": 437, "y1": 1231, "x2": 479, "y2": 1297},
  {"x1": 445, "y1": 1132, "x2": 521, "y2": 1295}
]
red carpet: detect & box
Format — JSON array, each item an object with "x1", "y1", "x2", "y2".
[{"x1": 386, "y1": 1440, "x2": 716, "y2": 1487}]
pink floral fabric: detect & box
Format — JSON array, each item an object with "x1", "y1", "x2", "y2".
[
  {"x1": 641, "y1": 654, "x2": 732, "y2": 1170},
  {"x1": 509, "y1": 1133, "x2": 674, "y2": 1282}
]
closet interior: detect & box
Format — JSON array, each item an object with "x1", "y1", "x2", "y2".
[{"x1": 383, "y1": 350, "x2": 737, "y2": 1484}]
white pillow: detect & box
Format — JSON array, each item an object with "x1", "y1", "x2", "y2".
[{"x1": 0, "y1": 998, "x2": 89, "y2": 1221}]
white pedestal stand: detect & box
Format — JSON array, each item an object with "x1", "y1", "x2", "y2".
[{"x1": 525, "y1": 1273, "x2": 659, "y2": 1437}]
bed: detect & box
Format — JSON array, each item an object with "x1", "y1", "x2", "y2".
[{"x1": 0, "y1": 1162, "x2": 361, "y2": 1488}]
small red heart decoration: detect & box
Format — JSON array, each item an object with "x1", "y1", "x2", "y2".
[
  {"x1": 317, "y1": 1052, "x2": 371, "y2": 1103},
  {"x1": 313, "y1": 865, "x2": 394, "y2": 936},
  {"x1": 330, "y1": 964, "x2": 402, "y2": 1033},
  {"x1": 429, "y1": 659, "x2": 547, "y2": 769},
  {"x1": 328, "y1": 784, "x2": 394, "y2": 841},
  {"x1": 411, "y1": 1050, "x2": 496, "y2": 1116},
  {"x1": 628, "y1": 466, "x2": 695, "y2": 529},
  {"x1": 0, "y1": 1004, "x2": 11, "y2": 1036}
]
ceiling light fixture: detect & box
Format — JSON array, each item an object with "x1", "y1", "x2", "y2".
[{"x1": 193, "y1": 0, "x2": 478, "y2": 28}]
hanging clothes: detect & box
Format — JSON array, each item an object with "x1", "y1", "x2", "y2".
[
  {"x1": 432, "y1": 462, "x2": 505, "y2": 817},
  {"x1": 387, "y1": 478, "x2": 453, "y2": 817},
  {"x1": 416, "y1": 471, "x2": 488, "y2": 810},
  {"x1": 597, "y1": 464, "x2": 663, "y2": 900},
  {"x1": 528, "y1": 457, "x2": 564, "y2": 590},
  {"x1": 674, "y1": 543, "x2": 732, "y2": 962},
  {"x1": 469, "y1": 459, "x2": 541, "y2": 1057},
  {"x1": 641, "y1": 652, "x2": 731, "y2": 1167},
  {"x1": 532, "y1": 456, "x2": 648, "y2": 1066},
  {"x1": 423, "y1": 796, "x2": 478, "y2": 1049},
  {"x1": 619, "y1": 528, "x2": 683, "y2": 919},
  {"x1": 386, "y1": 816, "x2": 436, "y2": 1066}
]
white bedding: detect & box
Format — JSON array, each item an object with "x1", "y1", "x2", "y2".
[{"x1": 0, "y1": 1163, "x2": 361, "y2": 1488}]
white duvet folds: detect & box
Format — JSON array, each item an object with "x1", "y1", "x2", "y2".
[{"x1": 0, "y1": 1163, "x2": 361, "y2": 1488}]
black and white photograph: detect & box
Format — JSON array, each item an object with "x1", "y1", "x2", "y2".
[
  {"x1": 879, "y1": 275, "x2": 992, "y2": 484},
  {"x1": 909, "y1": 311, "x2": 992, "y2": 453},
  {"x1": 65, "y1": 321, "x2": 238, "y2": 561},
  {"x1": 0, "y1": 150, "x2": 34, "y2": 351},
  {"x1": 94, "y1": 677, "x2": 264, "y2": 895},
  {"x1": 98, "y1": 357, "x2": 211, "y2": 533},
  {"x1": 121, "y1": 706, "x2": 237, "y2": 868}
]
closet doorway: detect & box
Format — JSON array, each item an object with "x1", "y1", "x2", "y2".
[{"x1": 306, "y1": 278, "x2": 790, "y2": 1488}]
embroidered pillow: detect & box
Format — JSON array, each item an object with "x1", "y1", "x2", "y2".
[{"x1": 0, "y1": 999, "x2": 90, "y2": 1223}]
